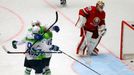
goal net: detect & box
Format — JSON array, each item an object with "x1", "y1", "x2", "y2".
[{"x1": 120, "y1": 20, "x2": 134, "y2": 60}]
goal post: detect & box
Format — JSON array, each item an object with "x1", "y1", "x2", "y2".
[{"x1": 120, "y1": 20, "x2": 134, "y2": 60}]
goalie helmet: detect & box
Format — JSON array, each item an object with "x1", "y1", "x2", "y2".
[{"x1": 96, "y1": 0, "x2": 105, "y2": 12}]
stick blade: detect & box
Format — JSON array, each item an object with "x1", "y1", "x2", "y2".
[{"x1": 2, "y1": 45, "x2": 10, "y2": 53}]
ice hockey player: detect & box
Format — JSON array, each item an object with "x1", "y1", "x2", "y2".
[
  {"x1": 75, "y1": 1, "x2": 106, "y2": 56},
  {"x1": 60, "y1": 0, "x2": 66, "y2": 6},
  {"x1": 12, "y1": 20, "x2": 60, "y2": 75}
]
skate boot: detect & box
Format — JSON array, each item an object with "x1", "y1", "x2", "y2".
[{"x1": 91, "y1": 48, "x2": 99, "y2": 55}]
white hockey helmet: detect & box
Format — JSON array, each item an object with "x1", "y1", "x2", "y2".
[{"x1": 32, "y1": 20, "x2": 41, "y2": 27}]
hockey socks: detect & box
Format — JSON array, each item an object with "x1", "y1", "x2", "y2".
[
  {"x1": 24, "y1": 68, "x2": 32, "y2": 75},
  {"x1": 43, "y1": 66, "x2": 51, "y2": 75},
  {"x1": 43, "y1": 69, "x2": 51, "y2": 75}
]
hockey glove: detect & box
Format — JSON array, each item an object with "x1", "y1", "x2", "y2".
[
  {"x1": 27, "y1": 42, "x2": 32, "y2": 49},
  {"x1": 52, "y1": 26, "x2": 60, "y2": 32},
  {"x1": 34, "y1": 33, "x2": 43, "y2": 40},
  {"x1": 99, "y1": 28, "x2": 107, "y2": 36},
  {"x1": 12, "y1": 40, "x2": 18, "y2": 49},
  {"x1": 49, "y1": 45, "x2": 59, "y2": 51},
  {"x1": 98, "y1": 25, "x2": 107, "y2": 36}
]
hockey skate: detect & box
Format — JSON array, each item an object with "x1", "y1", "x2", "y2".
[
  {"x1": 91, "y1": 48, "x2": 99, "y2": 55},
  {"x1": 43, "y1": 69, "x2": 51, "y2": 75},
  {"x1": 76, "y1": 46, "x2": 89, "y2": 56},
  {"x1": 77, "y1": 50, "x2": 86, "y2": 56},
  {"x1": 60, "y1": 0, "x2": 66, "y2": 6}
]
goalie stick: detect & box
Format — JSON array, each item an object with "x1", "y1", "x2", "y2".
[
  {"x1": 2, "y1": 45, "x2": 62, "y2": 54},
  {"x1": 3, "y1": 11, "x2": 58, "y2": 54}
]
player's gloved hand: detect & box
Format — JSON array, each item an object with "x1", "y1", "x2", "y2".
[
  {"x1": 52, "y1": 26, "x2": 60, "y2": 32},
  {"x1": 99, "y1": 28, "x2": 107, "y2": 36},
  {"x1": 49, "y1": 45, "x2": 59, "y2": 51},
  {"x1": 12, "y1": 40, "x2": 18, "y2": 49},
  {"x1": 98, "y1": 25, "x2": 107, "y2": 36},
  {"x1": 27, "y1": 42, "x2": 32, "y2": 49},
  {"x1": 34, "y1": 33, "x2": 43, "y2": 40}
]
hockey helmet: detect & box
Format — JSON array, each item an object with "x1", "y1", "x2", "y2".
[
  {"x1": 32, "y1": 20, "x2": 40, "y2": 27},
  {"x1": 96, "y1": 0, "x2": 105, "y2": 12}
]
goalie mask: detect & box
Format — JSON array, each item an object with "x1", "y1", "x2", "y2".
[{"x1": 96, "y1": 1, "x2": 105, "y2": 12}]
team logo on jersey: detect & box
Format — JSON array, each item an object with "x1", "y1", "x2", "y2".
[{"x1": 93, "y1": 17, "x2": 100, "y2": 26}]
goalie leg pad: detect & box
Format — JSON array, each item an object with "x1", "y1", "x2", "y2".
[
  {"x1": 92, "y1": 48, "x2": 99, "y2": 55},
  {"x1": 85, "y1": 32, "x2": 102, "y2": 55},
  {"x1": 76, "y1": 35, "x2": 87, "y2": 55}
]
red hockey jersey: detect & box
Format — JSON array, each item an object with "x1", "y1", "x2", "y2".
[
  {"x1": 79, "y1": 6, "x2": 106, "y2": 31},
  {"x1": 79, "y1": 6, "x2": 106, "y2": 38}
]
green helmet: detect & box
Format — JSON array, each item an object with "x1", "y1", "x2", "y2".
[{"x1": 43, "y1": 31, "x2": 53, "y2": 39}]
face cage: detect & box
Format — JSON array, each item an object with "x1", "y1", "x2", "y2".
[
  {"x1": 96, "y1": 4, "x2": 104, "y2": 12},
  {"x1": 96, "y1": 1, "x2": 104, "y2": 9}
]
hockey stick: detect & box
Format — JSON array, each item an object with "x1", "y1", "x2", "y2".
[
  {"x1": 2, "y1": 45, "x2": 62, "y2": 54},
  {"x1": 59, "y1": 50, "x2": 101, "y2": 75},
  {"x1": 4, "y1": 11, "x2": 58, "y2": 54},
  {"x1": 31, "y1": 11, "x2": 58, "y2": 46},
  {"x1": 2, "y1": 45, "x2": 12, "y2": 53}
]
